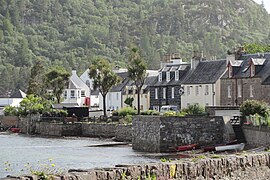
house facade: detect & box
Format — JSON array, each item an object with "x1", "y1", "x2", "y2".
[
  {"x1": 0, "y1": 90, "x2": 26, "y2": 115},
  {"x1": 150, "y1": 57, "x2": 191, "y2": 111},
  {"x1": 181, "y1": 59, "x2": 227, "y2": 109},
  {"x1": 220, "y1": 53, "x2": 270, "y2": 106},
  {"x1": 62, "y1": 70, "x2": 90, "y2": 107}
]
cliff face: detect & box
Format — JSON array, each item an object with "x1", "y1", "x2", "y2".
[{"x1": 0, "y1": 0, "x2": 269, "y2": 96}]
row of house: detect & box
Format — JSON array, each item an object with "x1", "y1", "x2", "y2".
[{"x1": 61, "y1": 50, "x2": 270, "y2": 112}]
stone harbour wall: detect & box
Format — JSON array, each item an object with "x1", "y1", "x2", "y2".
[
  {"x1": 7, "y1": 153, "x2": 270, "y2": 180},
  {"x1": 18, "y1": 118, "x2": 132, "y2": 142},
  {"x1": 132, "y1": 115, "x2": 224, "y2": 153}
]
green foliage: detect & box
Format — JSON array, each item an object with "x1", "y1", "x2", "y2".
[
  {"x1": 124, "y1": 97, "x2": 134, "y2": 107},
  {"x1": 89, "y1": 58, "x2": 120, "y2": 117},
  {"x1": 45, "y1": 67, "x2": 70, "y2": 103},
  {"x1": 127, "y1": 47, "x2": 147, "y2": 115},
  {"x1": 118, "y1": 107, "x2": 136, "y2": 117},
  {"x1": 240, "y1": 100, "x2": 269, "y2": 117},
  {"x1": 0, "y1": 0, "x2": 270, "y2": 96},
  {"x1": 244, "y1": 43, "x2": 270, "y2": 54},
  {"x1": 163, "y1": 111, "x2": 177, "y2": 117},
  {"x1": 184, "y1": 104, "x2": 206, "y2": 115},
  {"x1": 3, "y1": 106, "x2": 18, "y2": 116},
  {"x1": 141, "y1": 110, "x2": 160, "y2": 116}
]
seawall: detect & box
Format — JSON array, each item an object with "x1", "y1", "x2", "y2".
[
  {"x1": 6, "y1": 153, "x2": 270, "y2": 180},
  {"x1": 132, "y1": 116, "x2": 225, "y2": 152}
]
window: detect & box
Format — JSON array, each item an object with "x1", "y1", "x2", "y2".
[
  {"x1": 237, "y1": 84, "x2": 242, "y2": 97},
  {"x1": 116, "y1": 93, "x2": 119, "y2": 100},
  {"x1": 196, "y1": 86, "x2": 199, "y2": 96},
  {"x1": 64, "y1": 91, "x2": 67, "y2": 99},
  {"x1": 187, "y1": 86, "x2": 190, "y2": 96},
  {"x1": 78, "y1": 91, "x2": 80, "y2": 98},
  {"x1": 86, "y1": 80, "x2": 90, "y2": 87},
  {"x1": 81, "y1": 90, "x2": 85, "y2": 97},
  {"x1": 250, "y1": 85, "x2": 254, "y2": 98},
  {"x1": 166, "y1": 71, "x2": 170, "y2": 82},
  {"x1": 205, "y1": 85, "x2": 209, "y2": 95},
  {"x1": 155, "y1": 88, "x2": 158, "y2": 99},
  {"x1": 159, "y1": 72, "x2": 162, "y2": 82},
  {"x1": 128, "y1": 89, "x2": 133, "y2": 94},
  {"x1": 228, "y1": 85, "x2": 231, "y2": 98},
  {"x1": 171, "y1": 87, "x2": 175, "y2": 99},
  {"x1": 71, "y1": 90, "x2": 75, "y2": 98},
  {"x1": 140, "y1": 105, "x2": 143, "y2": 110},
  {"x1": 175, "y1": 71, "x2": 179, "y2": 81},
  {"x1": 163, "y1": 88, "x2": 166, "y2": 99},
  {"x1": 251, "y1": 64, "x2": 255, "y2": 77}
]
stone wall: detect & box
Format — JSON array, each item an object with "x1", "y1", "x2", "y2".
[
  {"x1": 18, "y1": 117, "x2": 132, "y2": 141},
  {"x1": 8, "y1": 153, "x2": 270, "y2": 180},
  {"x1": 132, "y1": 116, "x2": 161, "y2": 152},
  {"x1": 133, "y1": 116, "x2": 224, "y2": 153},
  {"x1": 243, "y1": 125, "x2": 270, "y2": 148}
]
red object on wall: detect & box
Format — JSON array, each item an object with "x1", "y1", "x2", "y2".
[{"x1": 84, "y1": 97, "x2": 90, "y2": 106}]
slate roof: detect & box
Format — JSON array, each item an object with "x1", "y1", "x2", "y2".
[
  {"x1": 110, "y1": 72, "x2": 129, "y2": 92},
  {"x1": 152, "y1": 64, "x2": 191, "y2": 87},
  {"x1": 183, "y1": 60, "x2": 227, "y2": 84},
  {"x1": 222, "y1": 53, "x2": 270, "y2": 84},
  {"x1": 10, "y1": 89, "x2": 26, "y2": 98}
]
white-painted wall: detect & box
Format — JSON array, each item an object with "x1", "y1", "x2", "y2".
[
  {"x1": 181, "y1": 83, "x2": 219, "y2": 109},
  {"x1": 99, "y1": 92, "x2": 122, "y2": 111}
]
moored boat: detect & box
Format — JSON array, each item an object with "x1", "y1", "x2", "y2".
[
  {"x1": 215, "y1": 143, "x2": 245, "y2": 152},
  {"x1": 10, "y1": 128, "x2": 20, "y2": 133},
  {"x1": 175, "y1": 144, "x2": 198, "y2": 151},
  {"x1": 203, "y1": 140, "x2": 238, "y2": 152}
]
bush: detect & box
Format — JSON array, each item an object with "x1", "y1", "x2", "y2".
[
  {"x1": 3, "y1": 106, "x2": 18, "y2": 116},
  {"x1": 240, "y1": 100, "x2": 269, "y2": 117},
  {"x1": 141, "y1": 110, "x2": 160, "y2": 115},
  {"x1": 184, "y1": 104, "x2": 205, "y2": 115},
  {"x1": 163, "y1": 111, "x2": 177, "y2": 117},
  {"x1": 118, "y1": 107, "x2": 136, "y2": 117}
]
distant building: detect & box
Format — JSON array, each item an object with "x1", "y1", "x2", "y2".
[
  {"x1": 220, "y1": 53, "x2": 270, "y2": 106},
  {"x1": 149, "y1": 54, "x2": 190, "y2": 111},
  {"x1": 0, "y1": 90, "x2": 26, "y2": 115},
  {"x1": 181, "y1": 58, "x2": 227, "y2": 108},
  {"x1": 62, "y1": 70, "x2": 90, "y2": 107}
]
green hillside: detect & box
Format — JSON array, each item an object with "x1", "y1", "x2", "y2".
[{"x1": 0, "y1": 0, "x2": 269, "y2": 96}]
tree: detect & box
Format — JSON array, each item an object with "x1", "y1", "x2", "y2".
[
  {"x1": 127, "y1": 47, "x2": 147, "y2": 115},
  {"x1": 88, "y1": 58, "x2": 120, "y2": 117},
  {"x1": 27, "y1": 61, "x2": 45, "y2": 96},
  {"x1": 124, "y1": 97, "x2": 134, "y2": 107},
  {"x1": 45, "y1": 66, "x2": 70, "y2": 103}
]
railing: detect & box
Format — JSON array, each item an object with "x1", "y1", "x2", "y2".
[{"x1": 245, "y1": 115, "x2": 270, "y2": 127}]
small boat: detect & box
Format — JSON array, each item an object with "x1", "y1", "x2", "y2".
[
  {"x1": 246, "y1": 146, "x2": 265, "y2": 153},
  {"x1": 175, "y1": 144, "x2": 198, "y2": 151},
  {"x1": 10, "y1": 128, "x2": 20, "y2": 133},
  {"x1": 215, "y1": 143, "x2": 245, "y2": 152},
  {"x1": 203, "y1": 140, "x2": 238, "y2": 152}
]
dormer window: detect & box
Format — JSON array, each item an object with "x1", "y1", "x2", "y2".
[
  {"x1": 159, "y1": 72, "x2": 162, "y2": 82},
  {"x1": 166, "y1": 71, "x2": 170, "y2": 82},
  {"x1": 175, "y1": 70, "x2": 179, "y2": 81}
]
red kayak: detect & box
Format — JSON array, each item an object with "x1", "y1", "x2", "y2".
[
  {"x1": 175, "y1": 144, "x2": 198, "y2": 151},
  {"x1": 10, "y1": 128, "x2": 20, "y2": 133}
]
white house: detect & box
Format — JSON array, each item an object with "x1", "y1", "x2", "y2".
[
  {"x1": 0, "y1": 90, "x2": 26, "y2": 115},
  {"x1": 62, "y1": 70, "x2": 90, "y2": 107},
  {"x1": 181, "y1": 58, "x2": 227, "y2": 109}
]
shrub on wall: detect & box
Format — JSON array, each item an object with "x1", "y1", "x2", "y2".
[
  {"x1": 141, "y1": 110, "x2": 160, "y2": 115},
  {"x1": 184, "y1": 104, "x2": 206, "y2": 115},
  {"x1": 118, "y1": 107, "x2": 136, "y2": 117},
  {"x1": 240, "y1": 100, "x2": 269, "y2": 117}
]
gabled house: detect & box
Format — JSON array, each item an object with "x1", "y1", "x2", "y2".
[
  {"x1": 0, "y1": 90, "x2": 26, "y2": 115},
  {"x1": 99, "y1": 72, "x2": 130, "y2": 111},
  {"x1": 62, "y1": 70, "x2": 90, "y2": 107},
  {"x1": 122, "y1": 72, "x2": 158, "y2": 111},
  {"x1": 149, "y1": 56, "x2": 191, "y2": 111},
  {"x1": 181, "y1": 58, "x2": 227, "y2": 109},
  {"x1": 221, "y1": 53, "x2": 270, "y2": 106}
]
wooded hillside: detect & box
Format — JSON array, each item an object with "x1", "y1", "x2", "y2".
[{"x1": 0, "y1": 0, "x2": 269, "y2": 96}]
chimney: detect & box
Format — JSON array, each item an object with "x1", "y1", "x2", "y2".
[
  {"x1": 191, "y1": 51, "x2": 201, "y2": 70},
  {"x1": 226, "y1": 54, "x2": 235, "y2": 65},
  {"x1": 72, "y1": 70, "x2": 77, "y2": 75}
]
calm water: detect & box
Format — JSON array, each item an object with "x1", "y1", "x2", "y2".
[{"x1": 0, "y1": 134, "x2": 158, "y2": 178}]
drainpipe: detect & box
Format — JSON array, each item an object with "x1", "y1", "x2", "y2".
[{"x1": 212, "y1": 83, "x2": 215, "y2": 106}]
